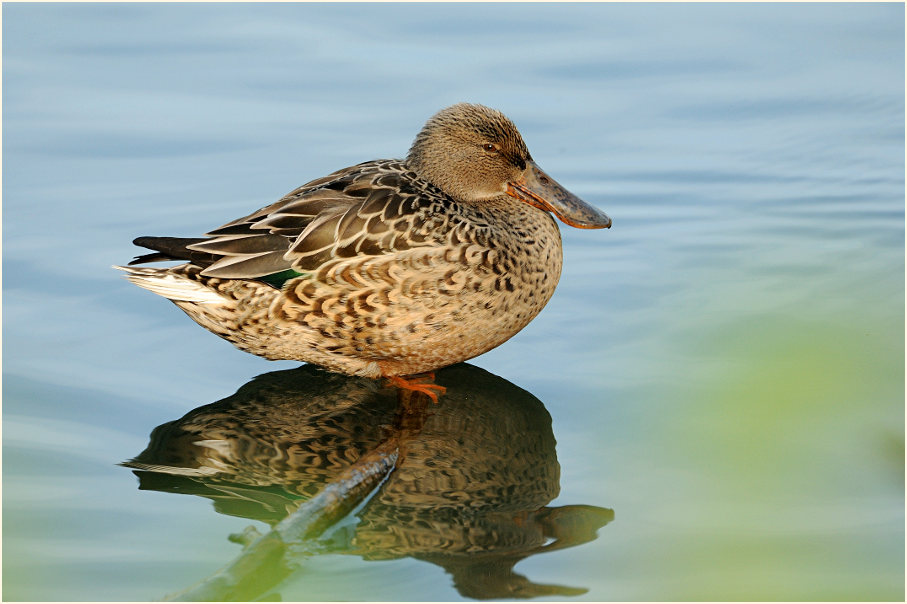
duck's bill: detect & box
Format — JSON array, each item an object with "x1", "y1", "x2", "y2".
[{"x1": 506, "y1": 161, "x2": 611, "y2": 229}]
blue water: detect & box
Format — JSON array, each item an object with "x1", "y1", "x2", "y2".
[{"x1": 3, "y1": 3, "x2": 904, "y2": 601}]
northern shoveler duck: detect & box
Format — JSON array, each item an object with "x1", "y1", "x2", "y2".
[{"x1": 119, "y1": 104, "x2": 611, "y2": 397}]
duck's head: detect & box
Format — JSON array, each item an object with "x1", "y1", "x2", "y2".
[{"x1": 406, "y1": 103, "x2": 611, "y2": 229}]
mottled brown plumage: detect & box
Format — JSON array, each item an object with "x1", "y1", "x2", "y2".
[{"x1": 118, "y1": 104, "x2": 610, "y2": 377}]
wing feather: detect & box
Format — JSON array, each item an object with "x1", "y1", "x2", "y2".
[
  {"x1": 171, "y1": 159, "x2": 451, "y2": 280},
  {"x1": 200, "y1": 251, "x2": 291, "y2": 278}
]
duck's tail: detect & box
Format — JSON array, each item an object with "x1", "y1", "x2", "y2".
[
  {"x1": 114, "y1": 264, "x2": 282, "y2": 357},
  {"x1": 114, "y1": 265, "x2": 226, "y2": 304},
  {"x1": 128, "y1": 236, "x2": 216, "y2": 267}
]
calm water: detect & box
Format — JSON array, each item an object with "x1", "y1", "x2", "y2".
[{"x1": 3, "y1": 3, "x2": 904, "y2": 601}]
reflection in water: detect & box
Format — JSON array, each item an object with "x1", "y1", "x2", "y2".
[{"x1": 124, "y1": 364, "x2": 613, "y2": 600}]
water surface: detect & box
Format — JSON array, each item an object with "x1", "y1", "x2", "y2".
[{"x1": 3, "y1": 3, "x2": 904, "y2": 601}]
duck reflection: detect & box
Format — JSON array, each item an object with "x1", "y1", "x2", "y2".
[{"x1": 124, "y1": 363, "x2": 613, "y2": 601}]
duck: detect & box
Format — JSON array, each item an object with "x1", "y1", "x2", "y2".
[{"x1": 118, "y1": 104, "x2": 611, "y2": 398}]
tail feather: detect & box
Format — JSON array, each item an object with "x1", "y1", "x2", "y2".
[
  {"x1": 114, "y1": 265, "x2": 226, "y2": 304},
  {"x1": 128, "y1": 252, "x2": 176, "y2": 265},
  {"x1": 115, "y1": 263, "x2": 284, "y2": 360},
  {"x1": 129, "y1": 236, "x2": 218, "y2": 267}
]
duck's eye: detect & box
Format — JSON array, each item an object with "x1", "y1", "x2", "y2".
[{"x1": 482, "y1": 143, "x2": 498, "y2": 152}]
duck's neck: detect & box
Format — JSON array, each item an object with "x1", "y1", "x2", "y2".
[{"x1": 405, "y1": 155, "x2": 468, "y2": 203}]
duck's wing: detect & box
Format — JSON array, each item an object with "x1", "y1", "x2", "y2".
[{"x1": 186, "y1": 160, "x2": 448, "y2": 279}]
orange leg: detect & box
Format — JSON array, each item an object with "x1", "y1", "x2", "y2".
[{"x1": 387, "y1": 372, "x2": 447, "y2": 403}]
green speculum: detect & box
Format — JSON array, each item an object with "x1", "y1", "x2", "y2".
[{"x1": 259, "y1": 269, "x2": 307, "y2": 289}]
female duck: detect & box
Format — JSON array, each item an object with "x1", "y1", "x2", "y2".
[{"x1": 120, "y1": 104, "x2": 611, "y2": 392}]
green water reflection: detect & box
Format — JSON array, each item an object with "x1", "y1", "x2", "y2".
[{"x1": 124, "y1": 364, "x2": 613, "y2": 601}]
